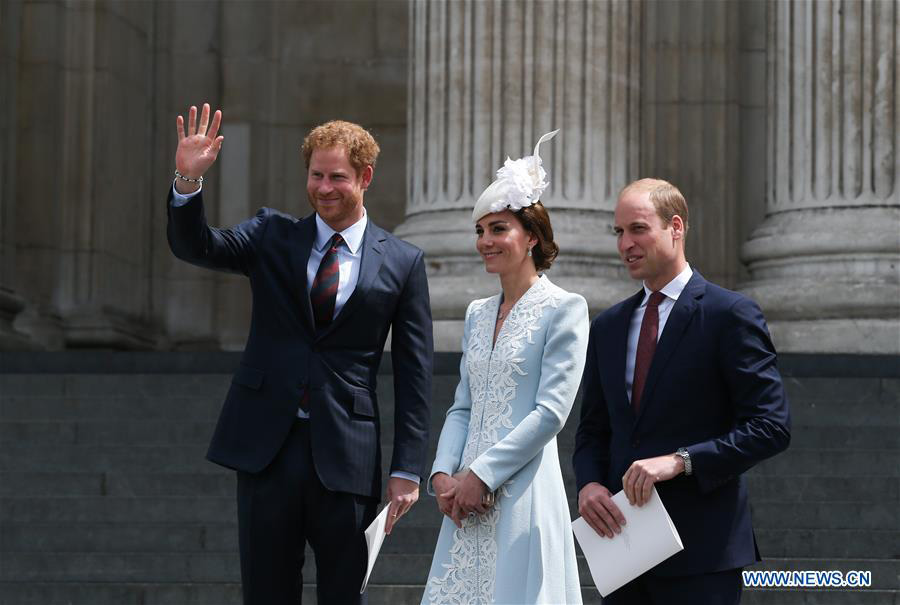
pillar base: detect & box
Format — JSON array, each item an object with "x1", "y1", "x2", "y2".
[
  {"x1": 0, "y1": 287, "x2": 39, "y2": 350},
  {"x1": 760, "y1": 318, "x2": 900, "y2": 355},
  {"x1": 62, "y1": 306, "x2": 159, "y2": 350},
  {"x1": 740, "y1": 207, "x2": 900, "y2": 354}
]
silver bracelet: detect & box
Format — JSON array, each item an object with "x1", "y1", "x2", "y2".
[{"x1": 174, "y1": 170, "x2": 203, "y2": 184}]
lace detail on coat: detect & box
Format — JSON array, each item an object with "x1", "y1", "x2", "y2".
[{"x1": 424, "y1": 277, "x2": 560, "y2": 604}]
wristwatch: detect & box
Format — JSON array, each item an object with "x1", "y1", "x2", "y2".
[{"x1": 676, "y1": 447, "x2": 692, "y2": 476}]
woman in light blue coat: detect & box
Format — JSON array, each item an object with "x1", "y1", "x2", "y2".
[{"x1": 422, "y1": 131, "x2": 588, "y2": 604}]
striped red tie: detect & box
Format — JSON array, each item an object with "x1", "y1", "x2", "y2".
[
  {"x1": 631, "y1": 291, "x2": 666, "y2": 413},
  {"x1": 310, "y1": 233, "x2": 344, "y2": 330},
  {"x1": 301, "y1": 233, "x2": 343, "y2": 413}
]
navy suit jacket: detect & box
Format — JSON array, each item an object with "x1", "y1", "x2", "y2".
[
  {"x1": 573, "y1": 271, "x2": 790, "y2": 576},
  {"x1": 167, "y1": 190, "x2": 433, "y2": 498}
]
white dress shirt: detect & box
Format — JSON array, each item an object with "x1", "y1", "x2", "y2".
[
  {"x1": 171, "y1": 184, "x2": 419, "y2": 483},
  {"x1": 625, "y1": 264, "x2": 693, "y2": 402},
  {"x1": 306, "y1": 210, "x2": 366, "y2": 320}
]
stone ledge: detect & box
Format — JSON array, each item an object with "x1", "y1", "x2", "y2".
[{"x1": 0, "y1": 351, "x2": 897, "y2": 378}]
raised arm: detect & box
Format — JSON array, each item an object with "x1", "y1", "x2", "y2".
[{"x1": 167, "y1": 104, "x2": 267, "y2": 275}]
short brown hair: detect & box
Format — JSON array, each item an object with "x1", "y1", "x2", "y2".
[
  {"x1": 301, "y1": 120, "x2": 380, "y2": 175},
  {"x1": 515, "y1": 202, "x2": 558, "y2": 271},
  {"x1": 619, "y1": 178, "x2": 689, "y2": 238}
]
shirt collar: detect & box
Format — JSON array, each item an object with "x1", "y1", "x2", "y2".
[
  {"x1": 641, "y1": 263, "x2": 693, "y2": 305},
  {"x1": 314, "y1": 209, "x2": 367, "y2": 254}
]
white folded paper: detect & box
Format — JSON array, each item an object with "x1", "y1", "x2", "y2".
[
  {"x1": 360, "y1": 505, "x2": 391, "y2": 593},
  {"x1": 571, "y1": 486, "x2": 683, "y2": 597}
]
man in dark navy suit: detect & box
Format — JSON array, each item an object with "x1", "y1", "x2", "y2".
[
  {"x1": 167, "y1": 104, "x2": 433, "y2": 604},
  {"x1": 573, "y1": 178, "x2": 790, "y2": 604}
]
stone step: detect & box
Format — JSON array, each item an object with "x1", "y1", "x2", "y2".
[
  {"x1": 0, "y1": 496, "x2": 442, "y2": 527},
  {"x1": 742, "y1": 589, "x2": 900, "y2": 605},
  {"x1": 555, "y1": 447, "x2": 899, "y2": 480},
  {"x1": 0, "y1": 582, "x2": 472, "y2": 605},
  {"x1": 0, "y1": 397, "x2": 224, "y2": 422},
  {"x1": 0, "y1": 580, "x2": 896, "y2": 605},
  {"x1": 0, "y1": 375, "x2": 230, "y2": 400},
  {"x1": 0, "y1": 581, "x2": 246, "y2": 605},
  {"x1": 0, "y1": 551, "x2": 522, "y2": 586},
  {"x1": 0, "y1": 421, "x2": 438, "y2": 458},
  {"x1": 0, "y1": 471, "x2": 235, "y2": 498},
  {"x1": 5, "y1": 519, "x2": 895, "y2": 561},
  {"x1": 782, "y1": 377, "x2": 899, "y2": 410},
  {"x1": 556, "y1": 424, "x2": 900, "y2": 451},
  {"x1": 4, "y1": 494, "x2": 894, "y2": 531},
  {"x1": 0, "y1": 420, "x2": 217, "y2": 446},
  {"x1": 749, "y1": 501, "x2": 900, "y2": 530},
  {"x1": 5, "y1": 418, "x2": 896, "y2": 451},
  {"x1": 0, "y1": 522, "x2": 440, "y2": 555},
  {"x1": 1, "y1": 497, "x2": 238, "y2": 525},
  {"x1": 0, "y1": 445, "x2": 210, "y2": 472},
  {"x1": 753, "y1": 529, "x2": 900, "y2": 559},
  {"x1": 2, "y1": 375, "x2": 896, "y2": 425},
  {"x1": 5, "y1": 470, "x2": 892, "y2": 502},
  {"x1": 11, "y1": 441, "x2": 890, "y2": 476},
  {"x1": 745, "y1": 475, "x2": 899, "y2": 502},
  {"x1": 3, "y1": 551, "x2": 897, "y2": 590}
]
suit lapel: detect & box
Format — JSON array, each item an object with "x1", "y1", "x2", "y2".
[
  {"x1": 634, "y1": 272, "x2": 706, "y2": 425},
  {"x1": 316, "y1": 221, "x2": 386, "y2": 340},
  {"x1": 292, "y1": 215, "x2": 317, "y2": 335}
]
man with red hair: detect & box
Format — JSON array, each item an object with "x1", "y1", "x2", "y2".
[{"x1": 167, "y1": 103, "x2": 433, "y2": 604}]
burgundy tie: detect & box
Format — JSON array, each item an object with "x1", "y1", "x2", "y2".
[
  {"x1": 310, "y1": 233, "x2": 344, "y2": 330},
  {"x1": 631, "y1": 291, "x2": 666, "y2": 413}
]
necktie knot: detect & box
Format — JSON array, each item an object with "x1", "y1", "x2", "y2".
[
  {"x1": 330, "y1": 233, "x2": 345, "y2": 251},
  {"x1": 647, "y1": 291, "x2": 665, "y2": 308}
]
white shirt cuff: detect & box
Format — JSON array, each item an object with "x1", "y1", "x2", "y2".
[
  {"x1": 390, "y1": 471, "x2": 421, "y2": 484},
  {"x1": 170, "y1": 180, "x2": 202, "y2": 207}
]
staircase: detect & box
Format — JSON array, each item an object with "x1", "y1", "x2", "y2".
[{"x1": 1, "y1": 352, "x2": 897, "y2": 604}]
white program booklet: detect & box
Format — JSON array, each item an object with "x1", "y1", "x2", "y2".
[
  {"x1": 360, "y1": 505, "x2": 391, "y2": 593},
  {"x1": 572, "y1": 485, "x2": 684, "y2": 597}
]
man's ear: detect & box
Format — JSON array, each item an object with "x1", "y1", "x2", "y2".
[
  {"x1": 360, "y1": 164, "x2": 374, "y2": 190},
  {"x1": 670, "y1": 215, "x2": 685, "y2": 241}
]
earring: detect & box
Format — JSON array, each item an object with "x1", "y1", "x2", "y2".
[{"x1": 527, "y1": 247, "x2": 533, "y2": 257}]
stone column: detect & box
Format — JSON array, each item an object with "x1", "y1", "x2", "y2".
[
  {"x1": 154, "y1": 0, "x2": 224, "y2": 350},
  {"x1": 740, "y1": 0, "x2": 900, "y2": 353},
  {"x1": 396, "y1": 0, "x2": 642, "y2": 349},
  {"x1": 0, "y1": 0, "x2": 34, "y2": 349},
  {"x1": 12, "y1": 0, "x2": 162, "y2": 349}
]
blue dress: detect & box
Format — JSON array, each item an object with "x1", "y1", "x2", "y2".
[{"x1": 422, "y1": 276, "x2": 588, "y2": 604}]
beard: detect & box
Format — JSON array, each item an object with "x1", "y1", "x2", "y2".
[{"x1": 307, "y1": 189, "x2": 364, "y2": 230}]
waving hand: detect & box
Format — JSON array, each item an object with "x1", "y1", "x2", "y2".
[{"x1": 174, "y1": 103, "x2": 224, "y2": 193}]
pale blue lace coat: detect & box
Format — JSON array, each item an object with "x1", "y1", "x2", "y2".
[{"x1": 422, "y1": 276, "x2": 588, "y2": 604}]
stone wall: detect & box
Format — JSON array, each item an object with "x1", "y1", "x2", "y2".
[
  {"x1": 3, "y1": 0, "x2": 409, "y2": 351},
  {"x1": 1, "y1": 0, "x2": 897, "y2": 353}
]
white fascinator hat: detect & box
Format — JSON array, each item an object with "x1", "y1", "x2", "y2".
[{"x1": 472, "y1": 129, "x2": 560, "y2": 223}]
